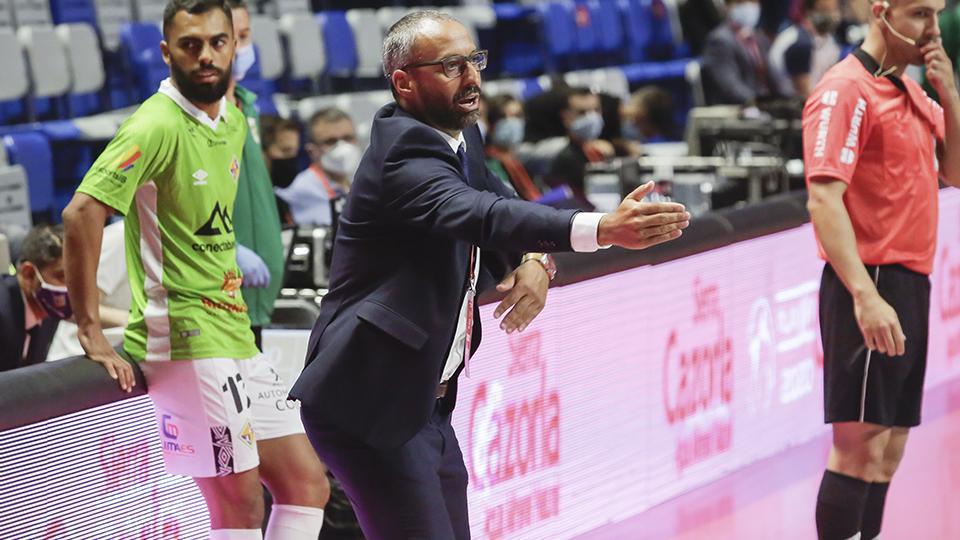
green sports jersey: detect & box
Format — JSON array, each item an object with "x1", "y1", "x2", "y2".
[{"x1": 77, "y1": 79, "x2": 258, "y2": 362}]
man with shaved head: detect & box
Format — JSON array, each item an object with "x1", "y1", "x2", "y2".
[
  {"x1": 803, "y1": 0, "x2": 960, "y2": 538},
  {"x1": 290, "y1": 10, "x2": 691, "y2": 539}
]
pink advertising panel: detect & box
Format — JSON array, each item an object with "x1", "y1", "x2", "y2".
[
  {"x1": 453, "y1": 189, "x2": 960, "y2": 540},
  {"x1": 2, "y1": 191, "x2": 959, "y2": 538}
]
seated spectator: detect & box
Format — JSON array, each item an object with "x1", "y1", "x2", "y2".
[
  {"x1": 679, "y1": 0, "x2": 724, "y2": 55},
  {"x1": 484, "y1": 94, "x2": 542, "y2": 201},
  {"x1": 47, "y1": 220, "x2": 129, "y2": 361},
  {"x1": 702, "y1": 0, "x2": 777, "y2": 105},
  {"x1": 621, "y1": 86, "x2": 677, "y2": 147},
  {"x1": 0, "y1": 224, "x2": 69, "y2": 371},
  {"x1": 760, "y1": 0, "x2": 796, "y2": 37},
  {"x1": 545, "y1": 88, "x2": 615, "y2": 209},
  {"x1": 259, "y1": 115, "x2": 302, "y2": 223},
  {"x1": 769, "y1": 0, "x2": 842, "y2": 98},
  {"x1": 276, "y1": 108, "x2": 361, "y2": 226},
  {"x1": 260, "y1": 115, "x2": 303, "y2": 189}
]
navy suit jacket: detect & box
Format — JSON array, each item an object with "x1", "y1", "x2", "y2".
[
  {"x1": 0, "y1": 275, "x2": 59, "y2": 371},
  {"x1": 290, "y1": 103, "x2": 578, "y2": 449}
]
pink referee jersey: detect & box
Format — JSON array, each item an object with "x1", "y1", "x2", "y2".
[{"x1": 802, "y1": 49, "x2": 945, "y2": 275}]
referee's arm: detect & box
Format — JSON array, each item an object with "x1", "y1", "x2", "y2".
[
  {"x1": 924, "y1": 39, "x2": 960, "y2": 187},
  {"x1": 806, "y1": 179, "x2": 906, "y2": 357}
]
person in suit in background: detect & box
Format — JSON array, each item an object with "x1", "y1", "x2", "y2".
[
  {"x1": 290, "y1": 10, "x2": 691, "y2": 540},
  {"x1": 702, "y1": 0, "x2": 778, "y2": 105},
  {"x1": 0, "y1": 224, "x2": 69, "y2": 371}
]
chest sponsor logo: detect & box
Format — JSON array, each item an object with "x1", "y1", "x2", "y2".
[
  {"x1": 195, "y1": 202, "x2": 233, "y2": 236},
  {"x1": 839, "y1": 98, "x2": 867, "y2": 165}
]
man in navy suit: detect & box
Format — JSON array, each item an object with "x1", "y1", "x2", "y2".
[
  {"x1": 0, "y1": 224, "x2": 67, "y2": 370},
  {"x1": 290, "y1": 11, "x2": 691, "y2": 539}
]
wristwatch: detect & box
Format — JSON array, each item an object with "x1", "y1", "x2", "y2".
[{"x1": 521, "y1": 252, "x2": 557, "y2": 281}]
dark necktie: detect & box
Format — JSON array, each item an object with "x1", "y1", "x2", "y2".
[{"x1": 456, "y1": 142, "x2": 471, "y2": 185}]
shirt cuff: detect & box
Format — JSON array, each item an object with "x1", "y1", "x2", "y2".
[{"x1": 570, "y1": 212, "x2": 611, "y2": 253}]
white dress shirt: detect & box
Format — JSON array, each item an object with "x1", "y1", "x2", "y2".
[{"x1": 430, "y1": 127, "x2": 609, "y2": 383}]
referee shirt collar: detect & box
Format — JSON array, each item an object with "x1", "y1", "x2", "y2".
[{"x1": 852, "y1": 47, "x2": 907, "y2": 92}]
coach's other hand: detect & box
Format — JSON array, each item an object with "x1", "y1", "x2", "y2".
[
  {"x1": 854, "y1": 291, "x2": 907, "y2": 357},
  {"x1": 597, "y1": 181, "x2": 690, "y2": 250}
]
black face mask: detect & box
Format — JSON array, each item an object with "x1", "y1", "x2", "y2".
[{"x1": 270, "y1": 157, "x2": 300, "y2": 188}]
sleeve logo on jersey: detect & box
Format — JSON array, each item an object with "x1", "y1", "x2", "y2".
[
  {"x1": 813, "y1": 91, "x2": 839, "y2": 158},
  {"x1": 113, "y1": 145, "x2": 142, "y2": 172},
  {"x1": 839, "y1": 98, "x2": 867, "y2": 165},
  {"x1": 195, "y1": 201, "x2": 234, "y2": 236}
]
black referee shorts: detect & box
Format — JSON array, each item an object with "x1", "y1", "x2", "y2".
[{"x1": 820, "y1": 263, "x2": 930, "y2": 428}]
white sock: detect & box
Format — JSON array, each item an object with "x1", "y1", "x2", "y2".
[
  {"x1": 209, "y1": 530, "x2": 263, "y2": 540},
  {"x1": 264, "y1": 504, "x2": 325, "y2": 540},
  {"x1": 844, "y1": 534, "x2": 862, "y2": 540}
]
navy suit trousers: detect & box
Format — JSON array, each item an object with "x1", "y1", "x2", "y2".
[{"x1": 301, "y1": 401, "x2": 471, "y2": 539}]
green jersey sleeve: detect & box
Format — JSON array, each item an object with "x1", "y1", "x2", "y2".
[{"x1": 76, "y1": 110, "x2": 176, "y2": 214}]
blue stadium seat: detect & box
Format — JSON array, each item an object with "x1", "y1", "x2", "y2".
[
  {"x1": 588, "y1": 0, "x2": 624, "y2": 60},
  {"x1": 572, "y1": 1, "x2": 599, "y2": 62},
  {"x1": 619, "y1": 0, "x2": 677, "y2": 63},
  {"x1": 318, "y1": 11, "x2": 357, "y2": 77},
  {"x1": 237, "y1": 46, "x2": 278, "y2": 116},
  {"x1": 537, "y1": 1, "x2": 577, "y2": 72},
  {"x1": 48, "y1": 0, "x2": 97, "y2": 26},
  {"x1": 119, "y1": 22, "x2": 167, "y2": 102},
  {"x1": 3, "y1": 132, "x2": 56, "y2": 223}
]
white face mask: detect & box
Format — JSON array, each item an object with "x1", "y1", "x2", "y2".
[
  {"x1": 232, "y1": 43, "x2": 256, "y2": 81},
  {"x1": 729, "y1": 2, "x2": 760, "y2": 31},
  {"x1": 320, "y1": 140, "x2": 362, "y2": 180}
]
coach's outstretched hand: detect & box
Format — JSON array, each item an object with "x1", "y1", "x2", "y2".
[{"x1": 597, "y1": 181, "x2": 690, "y2": 250}]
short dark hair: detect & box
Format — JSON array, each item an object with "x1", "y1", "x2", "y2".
[
  {"x1": 162, "y1": 0, "x2": 233, "y2": 40},
  {"x1": 260, "y1": 115, "x2": 302, "y2": 149},
  {"x1": 309, "y1": 108, "x2": 352, "y2": 130},
  {"x1": 17, "y1": 224, "x2": 64, "y2": 269},
  {"x1": 224, "y1": 0, "x2": 247, "y2": 10},
  {"x1": 561, "y1": 87, "x2": 595, "y2": 111},
  {"x1": 486, "y1": 94, "x2": 520, "y2": 129}
]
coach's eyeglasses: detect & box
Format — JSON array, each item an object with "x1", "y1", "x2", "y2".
[{"x1": 401, "y1": 49, "x2": 488, "y2": 79}]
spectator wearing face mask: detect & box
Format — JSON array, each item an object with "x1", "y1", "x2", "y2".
[
  {"x1": 702, "y1": 0, "x2": 778, "y2": 105},
  {"x1": 484, "y1": 94, "x2": 541, "y2": 201},
  {"x1": 275, "y1": 108, "x2": 362, "y2": 226},
  {"x1": 621, "y1": 86, "x2": 677, "y2": 149},
  {"x1": 46, "y1": 220, "x2": 130, "y2": 361},
  {"x1": 260, "y1": 116, "x2": 301, "y2": 223},
  {"x1": 545, "y1": 88, "x2": 614, "y2": 209},
  {"x1": 261, "y1": 115, "x2": 303, "y2": 189},
  {"x1": 0, "y1": 224, "x2": 68, "y2": 371},
  {"x1": 769, "y1": 0, "x2": 843, "y2": 98}
]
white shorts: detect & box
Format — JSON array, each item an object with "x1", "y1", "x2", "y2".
[{"x1": 140, "y1": 355, "x2": 304, "y2": 478}]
